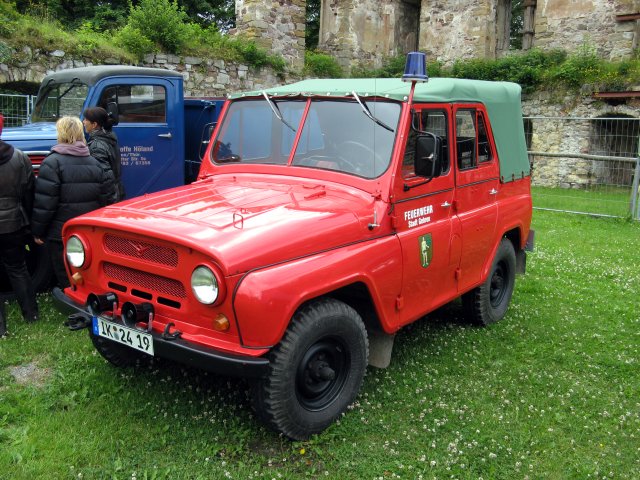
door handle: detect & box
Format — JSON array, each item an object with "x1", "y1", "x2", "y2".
[
  {"x1": 158, "y1": 133, "x2": 172, "y2": 139},
  {"x1": 489, "y1": 188, "x2": 498, "y2": 195},
  {"x1": 441, "y1": 201, "x2": 451, "y2": 208}
]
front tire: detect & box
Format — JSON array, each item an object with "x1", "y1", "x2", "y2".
[
  {"x1": 252, "y1": 298, "x2": 368, "y2": 440},
  {"x1": 462, "y1": 238, "x2": 516, "y2": 326},
  {"x1": 89, "y1": 329, "x2": 147, "y2": 368}
]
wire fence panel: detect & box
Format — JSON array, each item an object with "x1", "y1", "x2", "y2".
[
  {"x1": 525, "y1": 116, "x2": 640, "y2": 220},
  {"x1": 0, "y1": 93, "x2": 35, "y2": 126}
]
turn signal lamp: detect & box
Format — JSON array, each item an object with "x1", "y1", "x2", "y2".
[
  {"x1": 212, "y1": 313, "x2": 230, "y2": 332},
  {"x1": 402, "y1": 52, "x2": 429, "y2": 83}
]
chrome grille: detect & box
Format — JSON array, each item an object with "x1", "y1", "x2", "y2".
[
  {"x1": 103, "y1": 262, "x2": 186, "y2": 298},
  {"x1": 104, "y1": 234, "x2": 178, "y2": 267}
]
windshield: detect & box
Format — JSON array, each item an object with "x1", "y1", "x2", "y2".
[
  {"x1": 31, "y1": 81, "x2": 89, "y2": 122},
  {"x1": 210, "y1": 98, "x2": 401, "y2": 178}
]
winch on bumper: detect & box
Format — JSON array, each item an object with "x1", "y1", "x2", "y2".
[{"x1": 52, "y1": 287, "x2": 269, "y2": 378}]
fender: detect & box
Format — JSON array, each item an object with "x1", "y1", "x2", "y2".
[{"x1": 233, "y1": 235, "x2": 403, "y2": 348}]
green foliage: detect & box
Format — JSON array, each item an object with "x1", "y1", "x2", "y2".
[
  {"x1": 304, "y1": 50, "x2": 343, "y2": 78},
  {"x1": 544, "y1": 44, "x2": 602, "y2": 88},
  {"x1": 350, "y1": 54, "x2": 444, "y2": 79},
  {"x1": 305, "y1": 0, "x2": 321, "y2": 49},
  {"x1": 126, "y1": 0, "x2": 190, "y2": 54},
  {"x1": 450, "y1": 48, "x2": 567, "y2": 93},
  {"x1": 114, "y1": 25, "x2": 155, "y2": 60},
  {"x1": 0, "y1": 41, "x2": 11, "y2": 63}
]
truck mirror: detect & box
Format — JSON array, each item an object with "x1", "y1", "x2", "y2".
[
  {"x1": 415, "y1": 134, "x2": 442, "y2": 178},
  {"x1": 106, "y1": 101, "x2": 119, "y2": 126},
  {"x1": 198, "y1": 122, "x2": 216, "y2": 161}
]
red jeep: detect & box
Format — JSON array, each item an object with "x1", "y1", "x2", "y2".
[{"x1": 54, "y1": 67, "x2": 533, "y2": 439}]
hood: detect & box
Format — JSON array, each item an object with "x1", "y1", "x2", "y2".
[
  {"x1": 90, "y1": 129, "x2": 117, "y2": 147},
  {"x1": 1, "y1": 123, "x2": 58, "y2": 153},
  {"x1": 67, "y1": 174, "x2": 383, "y2": 275}
]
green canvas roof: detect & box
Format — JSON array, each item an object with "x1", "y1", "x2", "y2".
[{"x1": 233, "y1": 78, "x2": 530, "y2": 181}]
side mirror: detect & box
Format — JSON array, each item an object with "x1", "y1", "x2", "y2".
[
  {"x1": 106, "y1": 101, "x2": 119, "y2": 126},
  {"x1": 415, "y1": 134, "x2": 443, "y2": 178}
]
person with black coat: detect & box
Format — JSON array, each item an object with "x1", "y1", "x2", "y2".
[
  {"x1": 83, "y1": 106, "x2": 125, "y2": 202},
  {"x1": 0, "y1": 113, "x2": 39, "y2": 334},
  {"x1": 31, "y1": 116, "x2": 116, "y2": 289}
]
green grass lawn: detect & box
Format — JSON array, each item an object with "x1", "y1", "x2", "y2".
[
  {"x1": 1, "y1": 210, "x2": 639, "y2": 479},
  {"x1": 532, "y1": 185, "x2": 636, "y2": 218}
]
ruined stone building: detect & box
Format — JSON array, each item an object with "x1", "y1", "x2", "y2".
[{"x1": 236, "y1": 0, "x2": 639, "y2": 71}]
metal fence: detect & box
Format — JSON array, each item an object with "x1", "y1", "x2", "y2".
[
  {"x1": 525, "y1": 116, "x2": 640, "y2": 220},
  {"x1": 0, "y1": 93, "x2": 35, "y2": 127}
]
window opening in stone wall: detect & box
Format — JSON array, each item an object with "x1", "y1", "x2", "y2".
[
  {"x1": 590, "y1": 114, "x2": 639, "y2": 187},
  {"x1": 507, "y1": 0, "x2": 536, "y2": 51},
  {"x1": 306, "y1": 0, "x2": 321, "y2": 48}
]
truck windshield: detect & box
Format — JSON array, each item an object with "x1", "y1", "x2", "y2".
[
  {"x1": 31, "y1": 81, "x2": 89, "y2": 122},
  {"x1": 211, "y1": 98, "x2": 401, "y2": 178}
]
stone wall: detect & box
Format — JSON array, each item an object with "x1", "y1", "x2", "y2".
[
  {"x1": 533, "y1": 0, "x2": 638, "y2": 61},
  {"x1": 318, "y1": 0, "x2": 639, "y2": 69},
  {"x1": 522, "y1": 92, "x2": 640, "y2": 189},
  {"x1": 0, "y1": 50, "x2": 289, "y2": 97},
  {"x1": 235, "y1": 0, "x2": 306, "y2": 70},
  {"x1": 318, "y1": 0, "x2": 419, "y2": 71},
  {"x1": 419, "y1": 0, "x2": 500, "y2": 64}
]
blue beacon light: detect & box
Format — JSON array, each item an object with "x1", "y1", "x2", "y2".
[{"x1": 402, "y1": 52, "x2": 429, "y2": 83}]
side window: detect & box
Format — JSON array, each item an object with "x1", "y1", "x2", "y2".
[
  {"x1": 455, "y1": 109, "x2": 494, "y2": 169},
  {"x1": 477, "y1": 113, "x2": 492, "y2": 163},
  {"x1": 99, "y1": 85, "x2": 166, "y2": 123},
  {"x1": 403, "y1": 109, "x2": 449, "y2": 179},
  {"x1": 456, "y1": 110, "x2": 476, "y2": 170}
]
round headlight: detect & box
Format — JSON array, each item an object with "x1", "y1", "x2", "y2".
[
  {"x1": 66, "y1": 235, "x2": 86, "y2": 268},
  {"x1": 191, "y1": 266, "x2": 219, "y2": 305}
]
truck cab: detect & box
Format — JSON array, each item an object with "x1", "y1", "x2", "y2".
[
  {"x1": 3, "y1": 66, "x2": 223, "y2": 196},
  {"x1": 53, "y1": 71, "x2": 533, "y2": 440}
]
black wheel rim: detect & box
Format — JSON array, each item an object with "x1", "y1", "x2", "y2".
[
  {"x1": 296, "y1": 337, "x2": 349, "y2": 411},
  {"x1": 489, "y1": 260, "x2": 508, "y2": 308}
]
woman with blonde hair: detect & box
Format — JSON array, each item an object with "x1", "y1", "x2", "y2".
[{"x1": 31, "y1": 116, "x2": 115, "y2": 288}]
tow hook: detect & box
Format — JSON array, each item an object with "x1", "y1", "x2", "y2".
[
  {"x1": 65, "y1": 313, "x2": 92, "y2": 331},
  {"x1": 162, "y1": 322, "x2": 182, "y2": 340}
]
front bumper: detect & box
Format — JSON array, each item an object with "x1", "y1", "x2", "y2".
[{"x1": 52, "y1": 287, "x2": 269, "y2": 378}]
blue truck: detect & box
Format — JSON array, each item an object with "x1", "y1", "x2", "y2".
[{"x1": 0, "y1": 66, "x2": 224, "y2": 294}]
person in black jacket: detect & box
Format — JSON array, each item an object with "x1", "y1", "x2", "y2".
[
  {"x1": 83, "y1": 107, "x2": 125, "y2": 201},
  {"x1": 32, "y1": 116, "x2": 116, "y2": 289},
  {"x1": 0, "y1": 113, "x2": 39, "y2": 334}
]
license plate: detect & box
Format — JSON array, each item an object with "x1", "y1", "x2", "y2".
[{"x1": 92, "y1": 316, "x2": 154, "y2": 356}]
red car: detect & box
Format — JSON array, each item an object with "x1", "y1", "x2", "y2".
[{"x1": 54, "y1": 69, "x2": 533, "y2": 440}]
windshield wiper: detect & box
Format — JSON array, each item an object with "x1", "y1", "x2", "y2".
[
  {"x1": 262, "y1": 91, "x2": 296, "y2": 132},
  {"x1": 351, "y1": 91, "x2": 395, "y2": 133},
  {"x1": 58, "y1": 77, "x2": 82, "y2": 101}
]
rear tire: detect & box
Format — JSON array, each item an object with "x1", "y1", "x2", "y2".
[
  {"x1": 89, "y1": 329, "x2": 147, "y2": 368},
  {"x1": 252, "y1": 298, "x2": 368, "y2": 440},
  {"x1": 462, "y1": 238, "x2": 516, "y2": 326}
]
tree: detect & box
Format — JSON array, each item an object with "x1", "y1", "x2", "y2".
[{"x1": 14, "y1": 0, "x2": 235, "y2": 32}]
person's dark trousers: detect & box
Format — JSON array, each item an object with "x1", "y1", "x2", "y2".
[
  {"x1": 0, "y1": 301, "x2": 6, "y2": 336},
  {"x1": 0, "y1": 229, "x2": 38, "y2": 322},
  {"x1": 48, "y1": 239, "x2": 71, "y2": 289}
]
